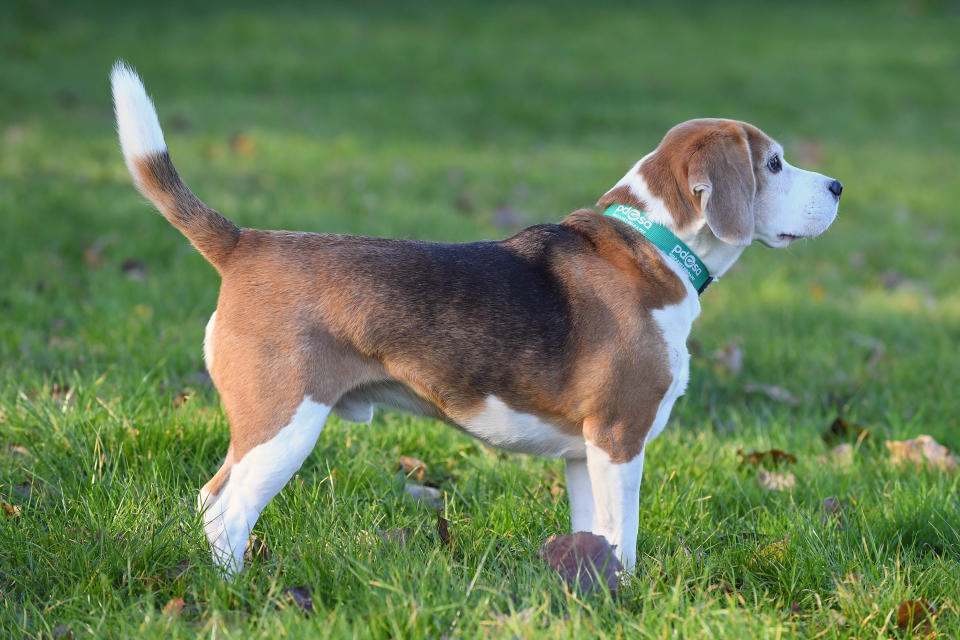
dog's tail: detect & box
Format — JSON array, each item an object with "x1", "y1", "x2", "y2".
[{"x1": 110, "y1": 61, "x2": 239, "y2": 271}]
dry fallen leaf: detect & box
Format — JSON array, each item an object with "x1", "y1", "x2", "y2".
[
  {"x1": 437, "y1": 510, "x2": 455, "y2": 552},
  {"x1": 538, "y1": 532, "x2": 621, "y2": 596},
  {"x1": 754, "y1": 537, "x2": 787, "y2": 566},
  {"x1": 886, "y1": 435, "x2": 958, "y2": 472},
  {"x1": 173, "y1": 390, "x2": 191, "y2": 409},
  {"x1": 738, "y1": 448, "x2": 798, "y2": 467},
  {"x1": 398, "y1": 455, "x2": 428, "y2": 483},
  {"x1": 284, "y1": 586, "x2": 313, "y2": 613},
  {"x1": 404, "y1": 482, "x2": 443, "y2": 509},
  {"x1": 757, "y1": 470, "x2": 796, "y2": 491},
  {"x1": 162, "y1": 597, "x2": 186, "y2": 618},
  {"x1": 895, "y1": 598, "x2": 935, "y2": 636},
  {"x1": 743, "y1": 384, "x2": 798, "y2": 405},
  {"x1": 712, "y1": 342, "x2": 743, "y2": 376},
  {"x1": 1, "y1": 496, "x2": 21, "y2": 518},
  {"x1": 822, "y1": 417, "x2": 870, "y2": 446}
]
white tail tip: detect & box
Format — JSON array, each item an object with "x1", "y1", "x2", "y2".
[{"x1": 110, "y1": 60, "x2": 166, "y2": 161}]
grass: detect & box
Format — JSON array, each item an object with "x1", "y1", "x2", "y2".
[{"x1": 2, "y1": 0, "x2": 960, "y2": 637}]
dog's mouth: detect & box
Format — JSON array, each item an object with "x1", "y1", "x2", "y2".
[{"x1": 777, "y1": 233, "x2": 805, "y2": 243}]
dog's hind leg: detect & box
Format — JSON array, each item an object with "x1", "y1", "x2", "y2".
[
  {"x1": 198, "y1": 397, "x2": 330, "y2": 575},
  {"x1": 565, "y1": 457, "x2": 597, "y2": 533}
]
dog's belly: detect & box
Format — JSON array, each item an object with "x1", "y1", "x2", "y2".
[
  {"x1": 335, "y1": 384, "x2": 584, "y2": 458},
  {"x1": 456, "y1": 396, "x2": 585, "y2": 458}
]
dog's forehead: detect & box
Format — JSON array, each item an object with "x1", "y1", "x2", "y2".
[{"x1": 660, "y1": 118, "x2": 779, "y2": 166}]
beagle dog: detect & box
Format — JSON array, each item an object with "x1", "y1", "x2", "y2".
[{"x1": 110, "y1": 62, "x2": 841, "y2": 575}]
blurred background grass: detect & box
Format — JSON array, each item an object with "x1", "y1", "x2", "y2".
[{"x1": 1, "y1": 0, "x2": 959, "y2": 637}]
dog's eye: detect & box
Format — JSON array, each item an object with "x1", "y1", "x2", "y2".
[{"x1": 767, "y1": 155, "x2": 782, "y2": 173}]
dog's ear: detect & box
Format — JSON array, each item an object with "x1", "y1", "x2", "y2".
[{"x1": 686, "y1": 130, "x2": 756, "y2": 246}]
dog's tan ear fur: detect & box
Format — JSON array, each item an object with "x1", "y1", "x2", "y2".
[
  {"x1": 639, "y1": 120, "x2": 760, "y2": 246},
  {"x1": 685, "y1": 128, "x2": 756, "y2": 246}
]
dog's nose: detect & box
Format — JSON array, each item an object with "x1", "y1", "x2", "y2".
[{"x1": 828, "y1": 179, "x2": 843, "y2": 198}]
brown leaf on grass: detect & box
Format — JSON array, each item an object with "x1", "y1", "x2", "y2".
[
  {"x1": 753, "y1": 537, "x2": 787, "y2": 567},
  {"x1": 398, "y1": 455, "x2": 428, "y2": 483},
  {"x1": 284, "y1": 586, "x2": 313, "y2": 613},
  {"x1": 757, "y1": 470, "x2": 796, "y2": 491},
  {"x1": 162, "y1": 597, "x2": 186, "y2": 618},
  {"x1": 712, "y1": 342, "x2": 743, "y2": 375},
  {"x1": 822, "y1": 417, "x2": 871, "y2": 446},
  {"x1": 1, "y1": 496, "x2": 21, "y2": 518},
  {"x1": 404, "y1": 482, "x2": 443, "y2": 509},
  {"x1": 538, "y1": 532, "x2": 621, "y2": 596},
  {"x1": 821, "y1": 497, "x2": 849, "y2": 527},
  {"x1": 229, "y1": 132, "x2": 257, "y2": 157},
  {"x1": 244, "y1": 534, "x2": 271, "y2": 563},
  {"x1": 887, "y1": 435, "x2": 958, "y2": 472},
  {"x1": 895, "y1": 599, "x2": 935, "y2": 635},
  {"x1": 743, "y1": 384, "x2": 798, "y2": 405},
  {"x1": 437, "y1": 510, "x2": 455, "y2": 552},
  {"x1": 738, "y1": 448, "x2": 797, "y2": 468},
  {"x1": 173, "y1": 390, "x2": 192, "y2": 409},
  {"x1": 706, "y1": 581, "x2": 746, "y2": 604}
]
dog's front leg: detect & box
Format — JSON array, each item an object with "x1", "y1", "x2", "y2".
[{"x1": 585, "y1": 441, "x2": 645, "y2": 572}]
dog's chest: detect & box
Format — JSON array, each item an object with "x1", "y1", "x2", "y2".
[
  {"x1": 644, "y1": 292, "x2": 699, "y2": 443},
  {"x1": 457, "y1": 396, "x2": 586, "y2": 458}
]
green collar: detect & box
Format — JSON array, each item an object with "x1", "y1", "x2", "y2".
[{"x1": 603, "y1": 204, "x2": 712, "y2": 295}]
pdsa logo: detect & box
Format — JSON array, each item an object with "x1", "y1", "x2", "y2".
[
  {"x1": 615, "y1": 205, "x2": 652, "y2": 230},
  {"x1": 671, "y1": 245, "x2": 702, "y2": 276}
]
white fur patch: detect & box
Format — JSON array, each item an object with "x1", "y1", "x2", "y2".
[
  {"x1": 203, "y1": 310, "x2": 216, "y2": 371},
  {"x1": 110, "y1": 61, "x2": 166, "y2": 166},
  {"x1": 199, "y1": 396, "x2": 330, "y2": 574},
  {"x1": 565, "y1": 457, "x2": 596, "y2": 533},
  {"x1": 645, "y1": 275, "x2": 699, "y2": 443},
  {"x1": 460, "y1": 396, "x2": 585, "y2": 458},
  {"x1": 585, "y1": 441, "x2": 645, "y2": 571}
]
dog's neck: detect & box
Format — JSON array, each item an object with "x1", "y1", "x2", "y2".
[{"x1": 601, "y1": 157, "x2": 747, "y2": 278}]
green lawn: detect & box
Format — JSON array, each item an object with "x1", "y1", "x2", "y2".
[{"x1": 2, "y1": 1, "x2": 960, "y2": 637}]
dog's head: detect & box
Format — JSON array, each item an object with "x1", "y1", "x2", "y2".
[{"x1": 635, "y1": 118, "x2": 841, "y2": 249}]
